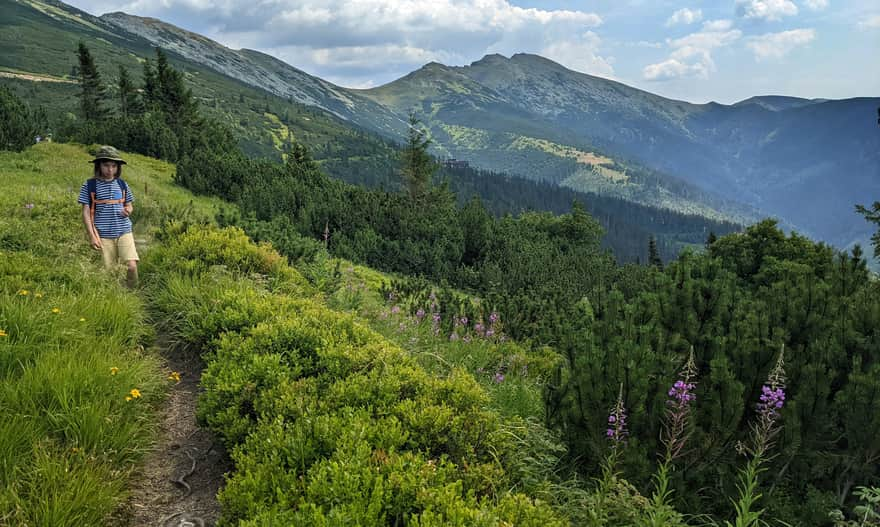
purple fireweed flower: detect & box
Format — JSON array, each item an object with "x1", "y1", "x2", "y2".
[
  {"x1": 431, "y1": 313, "x2": 441, "y2": 322},
  {"x1": 415, "y1": 308, "x2": 426, "y2": 319},
  {"x1": 485, "y1": 329, "x2": 495, "y2": 338},
  {"x1": 24, "y1": 203, "x2": 34, "y2": 210},
  {"x1": 661, "y1": 349, "x2": 698, "y2": 460},
  {"x1": 390, "y1": 305, "x2": 401, "y2": 315},
  {"x1": 493, "y1": 373, "x2": 505, "y2": 383},
  {"x1": 474, "y1": 322, "x2": 485, "y2": 335},
  {"x1": 489, "y1": 312, "x2": 499, "y2": 324},
  {"x1": 459, "y1": 316, "x2": 469, "y2": 326},
  {"x1": 743, "y1": 347, "x2": 787, "y2": 459},
  {"x1": 607, "y1": 386, "x2": 628, "y2": 445},
  {"x1": 757, "y1": 385, "x2": 786, "y2": 417},
  {"x1": 667, "y1": 380, "x2": 696, "y2": 404}
]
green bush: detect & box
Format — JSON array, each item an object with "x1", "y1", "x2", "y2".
[
  {"x1": 0, "y1": 86, "x2": 47, "y2": 152},
  {"x1": 147, "y1": 223, "x2": 572, "y2": 526}
]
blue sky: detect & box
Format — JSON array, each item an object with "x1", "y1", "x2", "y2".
[{"x1": 66, "y1": 0, "x2": 879, "y2": 104}]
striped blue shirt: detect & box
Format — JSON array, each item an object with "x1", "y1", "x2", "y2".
[{"x1": 77, "y1": 179, "x2": 134, "y2": 239}]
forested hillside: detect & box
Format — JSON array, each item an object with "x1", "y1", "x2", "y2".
[{"x1": 0, "y1": 0, "x2": 740, "y2": 264}]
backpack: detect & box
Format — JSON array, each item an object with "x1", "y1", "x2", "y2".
[{"x1": 86, "y1": 178, "x2": 129, "y2": 239}]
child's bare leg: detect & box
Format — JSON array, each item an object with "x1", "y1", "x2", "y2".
[{"x1": 126, "y1": 260, "x2": 138, "y2": 289}]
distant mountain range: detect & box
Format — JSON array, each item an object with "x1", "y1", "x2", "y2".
[
  {"x1": 3, "y1": 0, "x2": 879, "y2": 252},
  {"x1": 362, "y1": 53, "x2": 880, "y2": 249}
]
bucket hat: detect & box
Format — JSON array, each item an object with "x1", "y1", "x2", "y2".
[{"x1": 90, "y1": 145, "x2": 127, "y2": 164}]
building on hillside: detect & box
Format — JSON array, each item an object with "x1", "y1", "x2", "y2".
[{"x1": 443, "y1": 158, "x2": 470, "y2": 169}]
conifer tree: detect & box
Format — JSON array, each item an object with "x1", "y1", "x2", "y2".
[
  {"x1": 706, "y1": 231, "x2": 717, "y2": 249},
  {"x1": 399, "y1": 113, "x2": 435, "y2": 198},
  {"x1": 142, "y1": 58, "x2": 157, "y2": 106},
  {"x1": 117, "y1": 65, "x2": 142, "y2": 118},
  {"x1": 648, "y1": 235, "x2": 663, "y2": 267},
  {"x1": 76, "y1": 41, "x2": 107, "y2": 121},
  {"x1": 855, "y1": 202, "x2": 880, "y2": 259},
  {"x1": 0, "y1": 86, "x2": 46, "y2": 151}
]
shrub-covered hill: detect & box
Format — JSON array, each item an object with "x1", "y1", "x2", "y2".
[
  {"x1": 1, "y1": 143, "x2": 628, "y2": 525},
  {"x1": 5, "y1": 139, "x2": 880, "y2": 526}
]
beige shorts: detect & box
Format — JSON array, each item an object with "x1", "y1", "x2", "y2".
[{"x1": 101, "y1": 232, "x2": 139, "y2": 269}]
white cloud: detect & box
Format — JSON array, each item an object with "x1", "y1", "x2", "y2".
[
  {"x1": 643, "y1": 59, "x2": 707, "y2": 80},
  {"x1": 666, "y1": 8, "x2": 702, "y2": 27},
  {"x1": 746, "y1": 28, "x2": 816, "y2": 60},
  {"x1": 702, "y1": 19, "x2": 733, "y2": 31},
  {"x1": 643, "y1": 25, "x2": 742, "y2": 81},
  {"x1": 857, "y1": 15, "x2": 880, "y2": 30},
  {"x1": 736, "y1": 0, "x2": 798, "y2": 21},
  {"x1": 541, "y1": 31, "x2": 615, "y2": 77},
  {"x1": 94, "y1": 0, "x2": 608, "y2": 87},
  {"x1": 802, "y1": 0, "x2": 828, "y2": 10}
]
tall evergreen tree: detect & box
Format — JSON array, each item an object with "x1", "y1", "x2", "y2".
[
  {"x1": 399, "y1": 113, "x2": 435, "y2": 198},
  {"x1": 705, "y1": 231, "x2": 717, "y2": 249},
  {"x1": 117, "y1": 65, "x2": 142, "y2": 118},
  {"x1": 648, "y1": 235, "x2": 663, "y2": 267},
  {"x1": 855, "y1": 202, "x2": 880, "y2": 259},
  {"x1": 76, "y1": 41, "x2": 107, "y2": 121},
  {"x1": 142, "y1": 58, "x2": 157, "y2": 106}
]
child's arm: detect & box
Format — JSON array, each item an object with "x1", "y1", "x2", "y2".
[
  {"x1": 121, "y1": 202, "x2": 133, "y2": 217},
  {"x1": 82, "y1": 204, "x2": 101, "y2": 249}
]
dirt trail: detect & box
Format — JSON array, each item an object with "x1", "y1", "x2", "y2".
[
  {"x1": 116, "y1": 340, "x2": 231, "y2": 527},
  {"x1": 0, "y1": 70, "x2": 76, "y2": 83}
]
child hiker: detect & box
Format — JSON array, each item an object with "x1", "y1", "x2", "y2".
[{"x1": 78, "y1": 146, "x2": 139, "y2": 288}]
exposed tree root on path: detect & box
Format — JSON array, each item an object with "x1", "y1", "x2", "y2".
[{"x1": 114, "y1": 340, "x2": 231, "y2": 527}]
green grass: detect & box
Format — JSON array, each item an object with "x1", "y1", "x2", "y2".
[{"x1": 0, "y1": 142, "x2": 219, "y2": 526}]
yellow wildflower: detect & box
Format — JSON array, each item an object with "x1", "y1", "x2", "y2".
[
  {"x1": 17, "y1": 289, "x2": 29, "y2": 296},
  {"x1": 79, "y1": 318, "x2": 86, "y2": 322},
  {"x1": 125, "y1": 396, "x2": 132, "y2": 402},
  {"x1": 51, "y1": 307, "x2": 61, "y2": 314},
  {"x1": 0, "y1": 330, "x2": 7, "y2": 337},
  {"x1": 110, "y1": 367, "x2": 119, "y2": 375},
  {"x1": 168, "y1": 371, "x2": 181, "y2": 383},
  {"x1": 34, "y1": 293, "x2": 43, "y2": 299},
  {"x1": 129, "y1": 388, "x2": 141, "y2": 399}
]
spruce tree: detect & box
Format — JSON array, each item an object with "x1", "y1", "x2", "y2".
[
  {"x1": 705, "y1": 231, "x2": 717, "y2": 249},
  {"x1": 76, "y1": 41, "x2": 107, "y2": 121},
  {"x1": 855, "y1": 202, "x2": 880, "y2": 259},
  {"x1": 142, "y1": 58, "x2": 157, "y2": 106},
  {"x1": 399, "y1": 113, "x2": 435, "y2": 198},
  {"x1": 648, "y1": 235, "x2": 663, "y2": 267},
  {"x1": 117, "y1": 65, "x2": 142, "y2": 118}
]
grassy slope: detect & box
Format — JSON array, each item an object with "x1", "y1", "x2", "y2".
[{"x1": 0, "y1": 142, "x2": 222, "y2": 525}]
